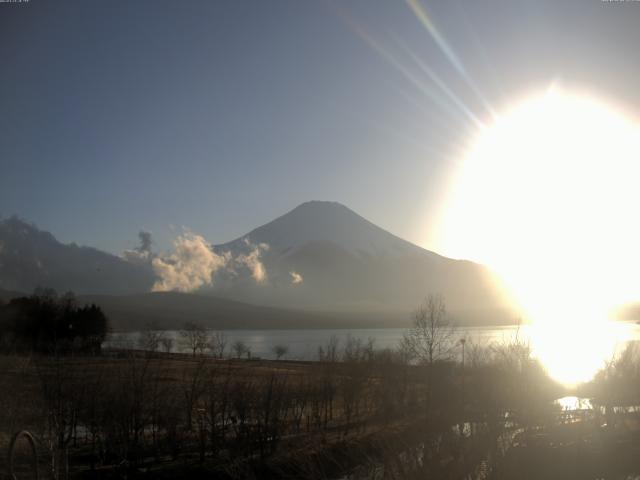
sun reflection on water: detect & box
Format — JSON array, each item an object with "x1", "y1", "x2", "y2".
[
  {"x1": 439, "y1": 91, "x2": 640, "y2": 387},
  {"x1": 555, "y1": 396, "x2": 593, "y2": 411},
  {"x1": 530, "y1": 321, "x2": 635, "y2": 386}
]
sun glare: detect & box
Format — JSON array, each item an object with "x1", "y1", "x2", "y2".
[{"x1": 441, "y1": 89, "x2": 640, "y2": 385}]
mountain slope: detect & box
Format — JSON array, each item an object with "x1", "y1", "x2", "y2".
[
  {"x1": 211, "y1": 201, "x2": 514, "y2": 321},
  {"x1": 0, "y1": 216, "x2": 155, "y2": 295}
]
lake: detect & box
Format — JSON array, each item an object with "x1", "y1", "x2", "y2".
[{"x1": 107, "y1": 322, "x2": 640, "y2": 361}]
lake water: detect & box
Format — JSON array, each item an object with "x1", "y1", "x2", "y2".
[{"x1": 107, "y1": 322, "x2": 640, "y2": 361}]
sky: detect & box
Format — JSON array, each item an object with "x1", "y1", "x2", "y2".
[{"x1": 2, "y1": 0, "x2": 640, "y2": 256}]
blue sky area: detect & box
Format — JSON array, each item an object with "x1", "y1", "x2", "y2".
[{"x1": 2, "y1": 0, "x2": 639, "y2": 255}]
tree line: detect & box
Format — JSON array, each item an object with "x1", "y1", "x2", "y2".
[
  {"x1": 126, "y1": 320, "x2": 290, "y2": 361},
  {"x1": 0, "y1": 289, "x2": 108, "y2": 354}
]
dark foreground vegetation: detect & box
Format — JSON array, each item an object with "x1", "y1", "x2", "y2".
[
  {"x1": 0, "y1": 289, "x2": 107, "y2": 354},
  {"x1": 1, "y1": 293, "x2": 640, "y2": 479}
]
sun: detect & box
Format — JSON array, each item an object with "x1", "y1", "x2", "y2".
[{"x1": 440, "y1": 88, "x2": 640, "y2": 385}]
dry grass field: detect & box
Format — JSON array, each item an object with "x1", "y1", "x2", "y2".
[{"x1": 1, "y1": 343, "x2": 640, "y2": 479}]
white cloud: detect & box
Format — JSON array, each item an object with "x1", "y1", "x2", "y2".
[
  {"x1": 151, "y1": 232, "x2": 230, "y2": 292},
  {"x1": 235, "y1": 239, "x2": 269, "y2": 283},
  {"x1": 290, "y1": 271, "x2": 303, "y2": 284},
  {"x1": 150, "y1": 233, "x2": 270, "y2": 292}
]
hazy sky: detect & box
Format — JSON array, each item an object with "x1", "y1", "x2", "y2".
[{"x1": 2, "y1": 0, "x2": 639, "y2": 256}]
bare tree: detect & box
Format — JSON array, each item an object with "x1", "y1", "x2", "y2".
[
  {"x1": 209, "y1": 331, "x2": 227, "y2": 359},
  {"x1": 317, "y1": 335, "x2": 340, "y2": 362},
  {"x1": 401, "y1": 294, "x2": 455, "y2": 365},
  {"x1": 254, "y1": 374, "x2": 288, "y2": 460},
  {"x1": 137, "y1": 322, "x2": 164, "y2": 353},
  {"x1": 342, "y1": 335, "x2": 375, "y2": 363},
  {"x1": 232, "y1": 340, "x2": 249, "y2": 359},
  {"x1": 203, "y1": 364, "x2": 233, "y2": 456},
  {"x1": 179, "y1": 322, "x2": 210, "y2": 357},
  {"x1": 37, "y1": 355, "x2": 84, "y2": 480},
  {"x1": 182, "y1": 359, "x2": 207, "y2": 432},
  {"x1": 399, "y1": 295, "x2": 459, "y2": 425},
  {"x1": 272, "y1": 344, "x2": 288, "y2": 360},
  {"x1": 160, "y1": 336, "x2": 174, "y2": 354}
]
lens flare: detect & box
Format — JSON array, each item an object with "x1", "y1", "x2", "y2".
[{"x1": 440, "y1": 89, "x2": 640, "y2": 385}]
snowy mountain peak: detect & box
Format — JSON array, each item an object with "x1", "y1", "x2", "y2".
[{"x1": 220, "y1": 201, "x2": 426, "y2": 257}]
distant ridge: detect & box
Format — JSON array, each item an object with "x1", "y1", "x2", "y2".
[
  {"x1": 77, "y1": 291, "x2": 414, "y2": 332},
  {"x1": 0, "y1": 216, "x2": 155, "y2": 295},
  {"x1": 0, "y1": 203, "x2": 517, "y2": 327}
]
